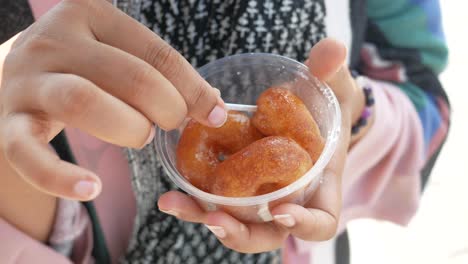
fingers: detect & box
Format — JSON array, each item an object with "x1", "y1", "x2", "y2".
[
  {"x1": 271, "y1": 166, "x2": 342, "y2": 241},
  {"x1": 158, "y1": 191, "x2": 288, "y2": 253},
  {"x1": 157, "y1": 191, "x2": 207, "y2": 223},
  {"x1": 86, "y1": 0, "x2": 226, "y2": 127},
  {"x1": 270, "y1": 144, "x2": 345, "y2": 242},
  {"x1": 306, "y1": 38, "x2": 360, "y2": 121},
  {"x1": 15, "y1": 73, "x2": 153, "y2": 148},
  {"x1": 306, "y1": 38, "x2": 347, "y2": 82},
  {"x1": 203, "y1": 212, "x2": 288, "y2": 253},
  {"x1": 271, "y1": 132, "x2": 345, "y2": 241},
  {"x1": 61, "y1": 40, "x2": 188, "y2": 130},
  {"x1": 271, "y1": 204, "x2": 337, "y2": 241},
  {"x1": 273, "y1": 37, "x2": 357, "y2": 242},
  {"x1": 158, "y1": 39, "x2": 355, "y2": 248},
  {"x1": 271, "y1": 161, "x2": 345, "y2": 241},
  {"x1": 1, "y1": 113, "x2": 101, "y2": 200}
]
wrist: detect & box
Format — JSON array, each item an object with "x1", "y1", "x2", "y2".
[{"x1": 349, "y1": 73, "x2": 375, "y2": 147}]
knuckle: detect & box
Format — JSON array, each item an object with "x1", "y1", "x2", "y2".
[
  {"x1": 301, "y1": 212, "x2": 320, "y2": 240},
  {"x1": 128, "y1": 66, "x2": 153, "y2": 100},
  {"x1": 159, "y1": 120, "x2": 180, "y2": 131},
  {"x1": 3, "y1": 133, "x2": 23, "y2": 164},
  {"x1": 33, "y1": 170, "x2": 56, "y2": 190},
  {"x1": 4, "y1": 136, "x2": 55, "y2": 189},
  {"x1": 160, "y1": 108, "x2": 187, "y2": 131},
  {"x1": 3, "y1": 51, "x2": 17, "y2": 68},
  {"x1": 315, "y1": 217, "x2": 338, "y2": 241},
  {"x1": 23, "y1": 33, "x2": 58, "y2": 55},
  {"x1": 1, "y1": 52, "x2": 21, "y2": 90},
  {"x1": 59, "y1": 0, "x2": 97, "y2": 24},
  {"x1": 58, "y1": 79, "x2": 95, "y2": 119},
  {"x1": 30, "y1": 160, "x2": 62, "y2": 191},
  {"x1": 295, "y1": 211, "x2": 308, "y2": 227},
  {"x1": 144, "y1": 42, "x2": 184, "y2": 78},
  {"x1": 323, "y1": 223, "x2": 338, "y2": 240},
  {"x1": 186, "y1": 82, "x2": 210, "y2": 110}
]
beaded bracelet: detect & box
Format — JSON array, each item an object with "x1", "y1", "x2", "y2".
[{"x1": 350, "y1": 70, "x2": 375, "y2": 135}]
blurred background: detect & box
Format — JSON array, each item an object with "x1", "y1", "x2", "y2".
[{"x1": 348, "y1": 1, "x2": 468, "y2": 263}]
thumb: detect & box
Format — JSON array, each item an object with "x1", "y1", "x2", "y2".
[
  {"x1": 305, "y1": 38, "x2": 359, "y2": 126},
  {"x1": 306, "y1": 38, "x2": 358, "y2": 169},
  {"x1": 305, "y1": 38, "x2": 347, "y2": 82}
]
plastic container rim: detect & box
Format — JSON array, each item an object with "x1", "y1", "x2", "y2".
[{"x1": 155, "y1": 53, "x2": 342, "y2": 207}]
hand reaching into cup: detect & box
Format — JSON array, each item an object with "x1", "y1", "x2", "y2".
[{"x1": 0, "y1": 0, "x2": 226, "y2": 202}]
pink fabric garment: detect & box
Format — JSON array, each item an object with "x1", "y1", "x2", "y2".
[
  {"x1": 0, "y1": 219, "x2": 72, "y2": 263},
  {"x1": 64, "y1": 128, "x2": 137, "y2": 264},
  {"x1": 339, "y1": 78, "x2": 424, "y2": 229},
  {"x1": 288, "y1": 78, "x2": 425, "y2": 260},
  {"x1": 48, "y1": 199, "x2": 89, "y2": 257}
]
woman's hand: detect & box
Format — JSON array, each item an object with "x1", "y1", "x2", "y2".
[
  {"x1": 0, "y1": 0, "x2": 226, "y2": 201},
  {"x1": 158, "y1": 38, "x2": 368, "y2": 253}
]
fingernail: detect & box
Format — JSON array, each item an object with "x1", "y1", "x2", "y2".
[
  {"x1": 74, "y1": 180, "x2": 99, "y2": 199},
  {"x1": 144, "y1": 126, "x2": 155, "y2": 146},
  {"x1": 208, "y1": 105, "x2": 227, "y2": 128},
  {"x1": 205, "y1": 225, "x2": 226, "y2": 239},
  {"x1": 159, "y1": 209, "x2": 179, "y2": 217},
  {"x1": 274, "y1": 214, "x2": 296, "y2": 227}
]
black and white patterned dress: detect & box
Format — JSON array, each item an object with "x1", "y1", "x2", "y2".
[{"x1": 116, "y1": 0, "x2": 327, "y2": 263}]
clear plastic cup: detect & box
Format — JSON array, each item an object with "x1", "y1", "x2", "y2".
[{"x1": 155, "y1": 53, "x2": 341, "y2": 223}]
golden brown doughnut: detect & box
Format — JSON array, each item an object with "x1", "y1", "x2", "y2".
[
  {"x1": 176, "y1": 87, "x2": 324, "y2": 197},
  {"x1": 211, "y1": 136, "x2": 313, "y2": 197},
  {"x1": 176, "y1": 111, "x2": 263, "y2": 191},
  {"x1": 251, "y1": 87, "x2": 325, "y2": 162}
]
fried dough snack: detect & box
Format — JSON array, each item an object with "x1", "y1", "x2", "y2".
[
  {"x1": 176, "y1": 111, "x2": 263, "y2": 191},
  {"x1": 176, "y1": 87, "x2": 324, "y2": 197},
  {"x1": 251, "y1": 87, "x2": 325, "y2": 162},
  {"x1": 211, "y1": 136, "x2": 312, "y2": 197}
]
